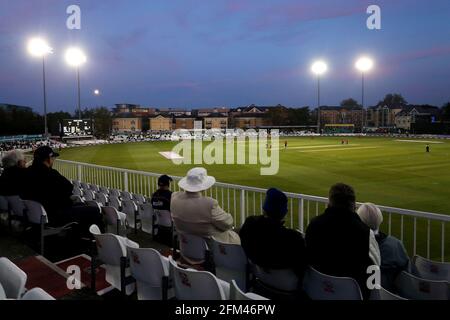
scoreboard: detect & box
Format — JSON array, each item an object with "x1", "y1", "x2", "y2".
[{"x1": 62, "y1": 119, "x2": 93, "y2": 137}]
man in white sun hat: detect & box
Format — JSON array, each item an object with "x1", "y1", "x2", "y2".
[{"x1": 171, "y1": 167, "x2": 240, "y2": 244}]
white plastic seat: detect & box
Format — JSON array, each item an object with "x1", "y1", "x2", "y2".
[
  {"x1": 0, "y1": 257, "x2": 27, "y2": 299},
  {"x1": 229, "y1": 280, "x2": 268, "y2": 300},
  {"x1": 178, "y1": 233, "x2": 208, "y2": 265},
  {"x1": 72, "y1": 180, "x2": 81, "y2": 188},
  {"x1": 412, "y1": 255, "x2": 450, "y2": 282},
  {"x1": 169, "y1": 256, "x2": 229, "y2": 300},
  {"x1": 99, "y1": 186, "x2": 109, "y2": 195},
  {"x1": 23, "y1": 200, "x2": 76, "y2": 256},
  {"x1": 95, "y1": 192, "x2": 108, "y2": 207},
  {"x1": 21, "y1": 288, "x2": 55, "y2": 300},
  {"x1": 122, "y1": 200, "x2": 139, "y2": 230},
  {"x1": 80, "y1": 182, "x2": 90, "y2": 190},
  {"x1": 394, "y1": 271, "x2": 449, "y2": 300},
  {"x1": 72, "y1": 186, "x2": 83, "y2": 197},
  {"x1": 251, "y1": 263, "x2": 300, "y2": 294},
  {"x1": 370, "y1": 287, "x2": 407, "y2": 300},
  {"x1": 90, "y1": 184, "x2": 100, "y2": 192},
  {"x1": 210, "y1": 237, "x2": 248, "y2": 290},
  {"x1": 127, "y1": 247, "x2": 170, "y2": 300},
  {"x1": 303, "y1": 266, "x2": 363, "y2": 300},
  {"x1": 0, "y1": 283, "x2": 6, "y2": 300},
  {"x1": 138, "y1": 204, "x2": 154, "y2": 234},
  {"x1": 70, "y1": 195, "x2": 85, "y2": 205},
  {"x1": 109, "y1": 189, "x2": 121, "y2": 198},
  {"x1": 133, "y1": 194, "x2": 146, "y2": 205},
  {"x1": 108, "y1": 196, "x2": 122, "y2": 211},
  {"x1": 102, "y1": 206, "x2": 127, "y2": 236},
  {"x1": 121, "y1": 191, "x2": 133, "y2": 202},
  {"x1": 89, "y1": 225, "x2": 138, "y2": 295},
  {"x1": 83, "y1": 190, "x2": 96, "y2": 202},
  {"x1": 5, "y1": 195, "x2": 25, "y2": 217}
]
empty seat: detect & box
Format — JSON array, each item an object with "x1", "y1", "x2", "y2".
[
  {"x1": 72, "y1": 180, "x2": 81, "y2": 188},
  {"x1": 303, "y1": 266, "x2": 363, "y2": 300},
  {"x1": 73, "y1": 186, "x2": 83, "y2": 197},
  {"x1": 210, "y1": 237, "x2": 248, "y2": 290},
  {"x1": 0, "y1": 283, "x2": 6, "y2": 300},
  {"x1": 121, "y1": 191, "x2": 133, "y2": 202},
  {"x1": 95, "y1": 192, "x2": 108, "y2": 207},
  {"x1": 21, "y1": 288, "x2": 55, "y2": 300},
  {"x1": 395, "y1": 271, "x2": 449, "y2": 300},
  {"x1": 89, "y1": 225, "x2": 138, "y2": 295},
  {"x1": 229, "y1": 280, "x2": 268, "y2": 300},
  {"x1": 102, "y1": 206, "x2": 127, "y2": 236},
  {"x1": 80, "y1": 182, "x2": 90, "y2": 190},
  {"x1": 412, "y1": 255, "x2": 450, "y2": 282},
  {"x1": 122, "y1": 200, "x2": 139, "y2": 230},
  {"x1": 83, "y1": 190, "x2": 96, "y2": 202},
  {"x1": 178, "y1": 233, "x2": 209, "y2": 265},
  {"x1": 0, "y1": 257, "x2": 27, "y2": 299},
  {"x1": 23, "y1": 200, "x2": 77, "y2": 256},
  {"x1": 70, "y1": 195, "x2": 85, "y2": 205},
  {"x1": 370, "y1": 287, "x2": 407, "y2": 300},
  {"x1": 138, "y1": 203, "x2": 154, "y2": 234},
  {"x1": 0, "y1": 195, "x2": 8, "y2": 213},
  {"x1": 5, "y1": 195, "x2": 25, "y2": 219},
  {"x1": 127, "y1": 247, "x2": 170, "y2": 300},
  {"x1": 99, "y1": 186, "x2": 109, "y2": 195},
  {"x1": 108, "y1": 196, "x2": 122, "y2": 211},
  {"x1": 169, "y1": 256, "x2": 229, "y2": 300},
  {"x1": 90, "y1": 184, "x2": 100, "y2": 193},
  {"x1": 133, "y1": 194, "x2": 146, "y2": 205},
  {"x1": 109, "y1": 189, "x2": 121, "y2": 198}
]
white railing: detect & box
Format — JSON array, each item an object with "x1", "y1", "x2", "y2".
[{"x1": 52, "y1": 158, "x2": 450, "y2": 262}]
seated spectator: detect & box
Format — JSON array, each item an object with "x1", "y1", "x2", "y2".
[
  {"x1": 21, "y1": 146, "x2": 104, "y2": 236},
  {"x1": 171, "y1": 167, "x2": 240, "y2": 244},
  {"x1": 151, "y1": 174, "x2": 173, "y2": 244},
  {"x1": 305, "y1": 183, "x2": 380, "y2": 299},
  {"x1": 151, "y1": 175, "x2": 173, "y2": 211},
  {"x1": 0, "y1": 150, "x2": 27, "y2": 196},
  {"x1": 357, "y1": 203, "x2": 410, "y2": 292},
  {"x1": 240, "y1": 188, "x2": 307, "y2": 282}
]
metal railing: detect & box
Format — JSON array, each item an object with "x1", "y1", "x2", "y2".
[{"x1": 52, "y1": 158, "x2": 450, "y2": 262}]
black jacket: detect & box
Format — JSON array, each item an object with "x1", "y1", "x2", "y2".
[
  {"x1": 239, "y1": 215, "x2": 307, "y2": 279},
  {"x1": 305, "y1": 206, "x2": 373, "y2": 298},
  {"x1": 151, "y1": 189, "x2": 172, "y2": 211},
  {"x1": 21, "y1": 163, "x2": 73, "y2": 224},
  {"x1": 0, "y1": 166, "x2": 27, "y2": 196}
]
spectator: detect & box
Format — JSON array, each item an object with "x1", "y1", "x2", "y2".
[
  {"x1": 21, "y1": 146, "x2": 104, "y2": 236},
  {"x1": 240, "y1": 188, "x2": 307, "y2": 282},
  {"x1": 305, "y1": 183, "x2": 380, "y2": 299},
  {"x1": 0, "y1": 150, "x2": 27, "y2": 196},
  {"x1": 151, "y1": 174, "x2": 173, "y2": 244},
  {"x1": 171, "y1": 167, "x2": 240, "y2": 244},
  {"x1": 151, "y1": 175, "x2": 173, "y2": 211},
  {"x1": 357, "y1": 203, "x2": 410, "y2": 292}
]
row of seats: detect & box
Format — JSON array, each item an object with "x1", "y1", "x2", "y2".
[
  {"x1": 0, "y1": 258, "x2": 54, "y2": 300},
  {"x1": 73, "y1": 181, "x2": 450, "y2": 300}
]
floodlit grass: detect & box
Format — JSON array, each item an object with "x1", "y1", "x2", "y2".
[{"x1": 59, "y1": 136, "x2": 450, "y2": 260}]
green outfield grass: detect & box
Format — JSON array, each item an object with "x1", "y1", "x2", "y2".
[{"x1": 59, "y1": 136, "x2": 450, "y2": 215}]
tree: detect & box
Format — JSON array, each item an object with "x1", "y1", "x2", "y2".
[
  {"x1": 378, "y1": 93, "x2": 407, "y2": 108},
  {"x1": 91, "y1": 107, "x2": 112, "y2": 138},
  {"x1": 442, "y1": 102, "x2": 450, "y2": 121},
  {"x1": 340, "y1": 98, "x2": 360, "y2": 108},
  {"x1": 47, "y1": 111, "x2": 72, "y2": 136}
]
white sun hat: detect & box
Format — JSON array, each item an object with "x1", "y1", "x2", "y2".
[{"x1": 178, "y1": 167, "x2": 216, "y2": 192}]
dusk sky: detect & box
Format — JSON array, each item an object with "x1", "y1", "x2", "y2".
[{"x1": 1, "y1": 0, "x2": 449, "y2": 114}]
